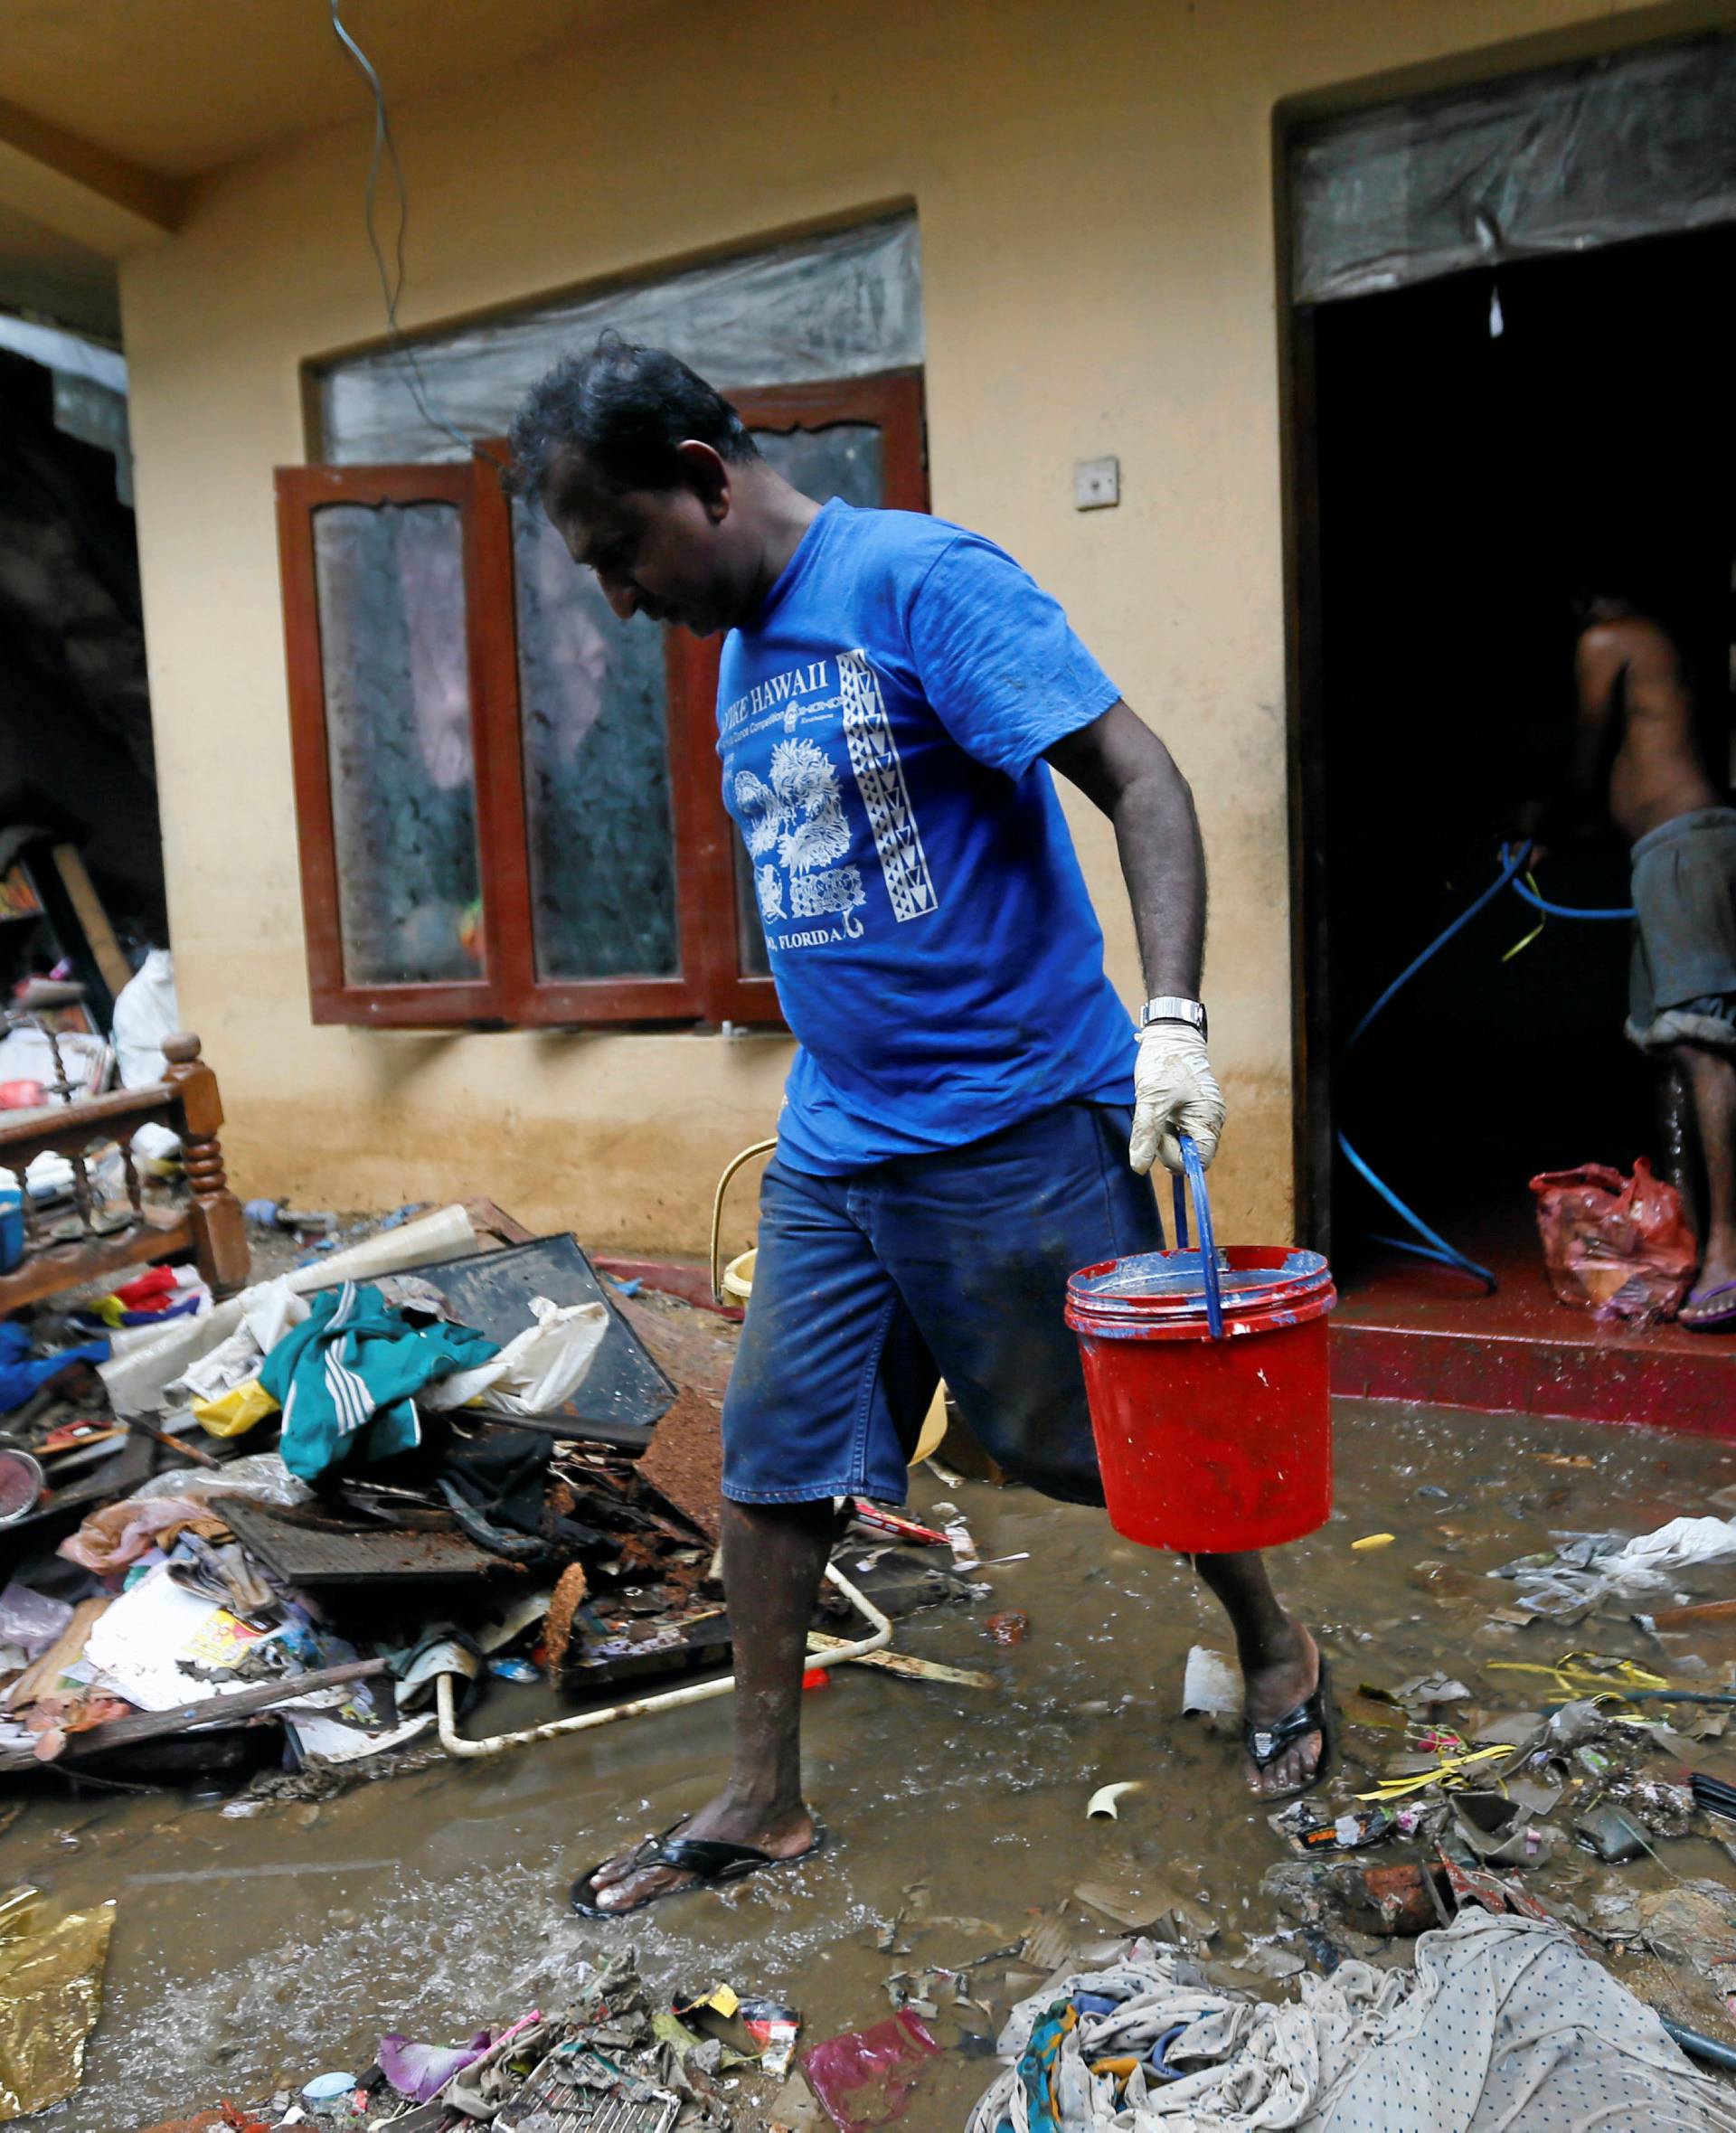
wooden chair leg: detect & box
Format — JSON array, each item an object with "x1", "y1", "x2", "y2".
[{"x1": 163, "y1": 1032, "x2": 251, "y2": 1296}]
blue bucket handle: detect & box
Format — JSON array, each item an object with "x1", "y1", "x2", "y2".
[{"x1": 1169, "y1": 1133, "x2": 1224, "y2": 1340}]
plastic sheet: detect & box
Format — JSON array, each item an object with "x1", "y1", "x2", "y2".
[
  {"x1": 0, "y1": 1886, "x2": 116, "y2": 2119},
  {"x1": 803, "y1": 2009, "x2": 939, "y2": 2131},
  {"x1": 1290, "y1": 33, "x2": 1736, "y2": 305},
  {"x1": 318, "y1": 214, "x2": 921, "y2": 463}
]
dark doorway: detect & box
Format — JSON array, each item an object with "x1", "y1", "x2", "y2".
[{"x1": 1302, "y1": 222, "x2": 1736, "y2": 1276}]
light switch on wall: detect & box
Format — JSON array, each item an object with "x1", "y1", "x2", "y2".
[{"x1": 1074, "y1": 456, "x2": 1120, "y2": 510}]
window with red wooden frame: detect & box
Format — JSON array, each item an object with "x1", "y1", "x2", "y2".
[{"x1": 276, "y1": 368, "x2": 928, "y2": 1028}]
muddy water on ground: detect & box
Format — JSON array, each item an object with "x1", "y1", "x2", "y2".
[{"x1": 13, "y1": 1397, "x2": 1736, "y2": 2130}]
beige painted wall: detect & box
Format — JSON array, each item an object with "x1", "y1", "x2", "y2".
[{"x1": 118, "y1": 0, "x2": 1714, "y2": 1251}]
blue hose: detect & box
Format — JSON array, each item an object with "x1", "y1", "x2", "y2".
[{"x1": 1340, "y1": 842, "x2": 1633, "y2": 1288}]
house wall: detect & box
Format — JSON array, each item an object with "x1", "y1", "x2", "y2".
[{"x1": 118, "y1": 0, "x2": 1714, "y2": 1251}]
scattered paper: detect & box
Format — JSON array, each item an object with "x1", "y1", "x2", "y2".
[{"x1": 82, "y1": 1565, "x2": 273, "y2": 1712}]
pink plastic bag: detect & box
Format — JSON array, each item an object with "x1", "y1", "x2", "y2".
[
  {"x1": 802, "y1": 2010, "x2": 940, "y2": 2131},
  {"x1": 1529, "y1": 1158, "x2": 1697, "y2": 1326}
]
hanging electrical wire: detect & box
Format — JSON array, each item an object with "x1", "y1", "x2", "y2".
[{"x1": 327, "y1": 0, "x2": 501, "y2": 466}]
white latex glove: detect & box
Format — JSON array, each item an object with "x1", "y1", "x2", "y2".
[{"x1": 1130, "y1": 1024, "x2": 1225, "y2": 1175}]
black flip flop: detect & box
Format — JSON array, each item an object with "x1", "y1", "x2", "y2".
[
  {"x1": 1243, "y1": 1654, "x2": 1335, "y2": 1800},
  {"x1": 570, "y1": 1817, "x2": 831, "y2": 1919}
]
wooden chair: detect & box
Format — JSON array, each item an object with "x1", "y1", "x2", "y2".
[{"x1": 0, "y1": 1030, "x2": 250, "y2": 1313}]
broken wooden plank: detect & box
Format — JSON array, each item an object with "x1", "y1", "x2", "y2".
[
  {"x1": 3, "y1": 1658, "x2": 390, "y2": 1772},
  {"x1": 806, "y1": 1631, "x2": 995, "y2": 1689}
]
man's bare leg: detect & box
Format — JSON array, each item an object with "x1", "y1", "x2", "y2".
[
  {"x1": 1678, "y1": 1040, "x2": 1736, "y2": 1326},
  {"x1": 1193, "y1": 1551, "x2": 1322, "y2": 1797},
  {"x1": 584, "y1": 1497, "x2": 833, "y2": 1912}
]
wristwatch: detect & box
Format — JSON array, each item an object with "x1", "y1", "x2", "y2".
[{"x1": 1139, "y1": 996, "x2": 1208, "y2": 1039}]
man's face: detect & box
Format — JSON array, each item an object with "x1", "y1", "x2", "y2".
[{"x1": 542, "y1": 445, "x2": 740, "y2": 638}]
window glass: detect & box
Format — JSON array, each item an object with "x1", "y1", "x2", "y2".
[
  {"x1": 311, "y1": 501, "x2": 484, "y2": 985},
  {"x1": 513, "y1": 501, "x2": 681, "y2": 979},
  {"x1": 734, "y1": 421, "x2": 887, "y2": 976}
]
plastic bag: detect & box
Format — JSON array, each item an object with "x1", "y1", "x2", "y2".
[
  {"x1": 803, "y1": 2011, "x2": 940, "y2": 2132},
  {"x1": 192, "y1": 1377, "x2": 280, "y2": 1439},
  {"x1": 109, "y1": 949, "x2": 178, "y2": 1087},
  {"x1": 422, "y1": 1296, "x2": 609, "y2": 1417},
  {"x1": 1529, "y1": 1158, "x2": 1697, "y2": 1326},
  {"x1": 109, "y1": 949, "x2": 181, "y2": 1161}
]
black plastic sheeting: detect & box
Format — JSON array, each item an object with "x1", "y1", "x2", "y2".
[{"x1": 1290, "y1": 33, "x2": 1736, "y2": 305}]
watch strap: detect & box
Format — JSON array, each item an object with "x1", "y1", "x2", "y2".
[{"x1": 1139, "y1": 996, "x2": 1207, "y2": 1038}]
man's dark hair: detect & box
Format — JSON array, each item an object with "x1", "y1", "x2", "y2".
[{"x1": 507, "y1": 335, "x2": 759, "y2": 499}]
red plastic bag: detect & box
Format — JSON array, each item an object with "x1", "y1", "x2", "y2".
[
  {"x1": 1529, "y1": 1158, "x2": 1697, "y2": 1326},
  {"x1": 802, "y1": 2010, "x2": 940, "y2": 2131}
]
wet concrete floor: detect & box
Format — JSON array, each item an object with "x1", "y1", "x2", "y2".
[{"x1": 13, "y1": 1394, "x2": 1736, "y2": 2129}]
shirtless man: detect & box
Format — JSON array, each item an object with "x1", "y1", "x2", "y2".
[{"x1": 1557, "y1": 596, "x2": 1736, "y2": 1332}]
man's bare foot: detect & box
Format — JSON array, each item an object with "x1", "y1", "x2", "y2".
[
  {"x1": 579, "y1": 1791, "x2": 818, "y2": 1915},
  {"x1": 1241, "y1": 1617, "x2": 1324, "y2": 1798}
]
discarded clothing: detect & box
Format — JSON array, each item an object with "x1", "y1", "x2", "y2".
[
  {"x1": 259, "y1": 1280, "x2": 498, "y2": 1481},
  {"x1": 169, "y1": 1277, "x2": 309, "y2": 1406},
  {"x1": 968, "y1": 1912, "x2": 1736, "y2": 2130},
  {"x1": 57, "y1": 1494, "x2": 229, "y2": 1574},
  {"x1": 0, "y1": 1323, "x2": 109, "y2": 1414}
]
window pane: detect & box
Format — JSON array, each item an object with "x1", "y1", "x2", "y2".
[
  {"x1": 734, "y1": 421, "x2": 887, "y2": 974},
  {"x1": 312, "y1": 501, "x2": 484, "y2": 986},
  {"x1": 513, "y1": 503, "x2": 680, "y2": 980},
  {"x1": 758, "y1": 422, "x2": 885, "y2": 510}
]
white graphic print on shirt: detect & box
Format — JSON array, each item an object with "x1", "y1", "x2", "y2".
[{"x1": 722, "y1": 651, "x2": 939, "y2": 951}]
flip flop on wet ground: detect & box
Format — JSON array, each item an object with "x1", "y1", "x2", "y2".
[
  {"x1": 1244, "y1": 1655, "x2": 1335, "y2": 1801},
  {"x1": 1680, "y1": 1280, "x2": 1736, "y2": 1334},
  {"x1": 570, "y1": 1818, "x2": 831, "y2": 1918}
]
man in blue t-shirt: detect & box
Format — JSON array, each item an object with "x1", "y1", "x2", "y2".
[{"x1": 510, "y1": 340, "x2": 1326, "y2": 1918}]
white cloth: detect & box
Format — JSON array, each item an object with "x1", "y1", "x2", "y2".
[
  {"x1": 110, "y1": 949, "x2": 182, "y2": 1161},
  {"x1": 1130, "y1": 1025, "x2": 1225, "y2": 1176},
  {"x1": 969, "y1": 1912, "x2": 1736, "y2": 2131},
  {"x1": 422, "y1": 1295, "x2": 609, "y2": 1417}
]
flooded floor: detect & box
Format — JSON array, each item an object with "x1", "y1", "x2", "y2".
[{"x1": 14, "y1": 1394, "x2": 1736, "y2": 2130}]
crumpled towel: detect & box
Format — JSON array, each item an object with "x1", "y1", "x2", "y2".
[
  {"x1": 57, "y1": 1496, "x2": 227, "y2": 1574},
  {"x1": 968, "y1": 1913, "x2": 1736, "y2": 2131}
]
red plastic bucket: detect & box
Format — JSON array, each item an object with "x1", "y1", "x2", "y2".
[{"x1": 1066, "y1": 1154, "x2": 1335, "y2": 1552}]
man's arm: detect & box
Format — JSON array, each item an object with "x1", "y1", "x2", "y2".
[
  {"x1": 1046, "y1": 700, "x2": 1205, "y2": 996},
  {"x1": 1047, "y1": 702, "x2": 1223, "y2": 1174}
]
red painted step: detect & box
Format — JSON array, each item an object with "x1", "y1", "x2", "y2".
[{"x1": 1330, "y1": 1221, "x2": 1735, "y2": 1433}]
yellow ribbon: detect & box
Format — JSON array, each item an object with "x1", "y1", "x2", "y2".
[
  {"x1": 1485, "y1": 1654, "x2": 1671, "y2": 1699},
  {"x1": 1355, "y1": 1742, "x2": 1515, "y2": 1802}
]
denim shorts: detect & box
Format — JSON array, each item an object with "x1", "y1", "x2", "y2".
[{"x1": 721, "y1": 1100, "x2": 1164, "y2": 1508}]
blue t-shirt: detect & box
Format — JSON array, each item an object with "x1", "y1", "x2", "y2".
[{"x1": 717, "y1": 499, "x2": 1137, "y2": 1174}]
